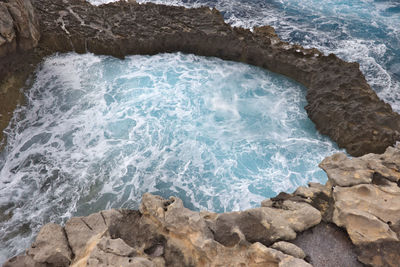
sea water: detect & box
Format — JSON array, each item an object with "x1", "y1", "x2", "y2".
[
  {"x1": 2, "y1": 0, "x2": 399, "y2": 262},
  {"x1": 0, "y1": 53, "x2": 340, "y2": 261},
  {"x1": 91, "y1": 0, "x2": 400, "y2": 112}
]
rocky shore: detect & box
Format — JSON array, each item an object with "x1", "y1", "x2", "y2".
[
  {"x1": 1, "y1": 0, "x2": 400, "y2": 156},
  {"x1": 4, "y1": 144, "x2": 400, "y2": 266},
  {"x1": 1, "y1": 0, "x2": 400, "y2": 266}
]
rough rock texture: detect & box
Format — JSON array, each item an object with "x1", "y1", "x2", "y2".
[
  {"x1": 0, "y1": 0, "x2": 42, "y2": 148},
  {"x1": 0, "y1": 0, "x2": 40, "y2": 57},
  {"x1": 5, "y1": 144, "x2": 400, "y2": 266},
  {"x1": 5, "y1": 195, "x2": 316, "y2": 266},
  {"x1": 1, "y1": 0, "x2": 400, "y2": 156},
  {"x1": 27, "y1": 223, "x2": 72, "y2": 266},
  {"x1": 2, "y1": 0, "x2": 400, "y2": 266},
  {"x1": 292, "y1": 223, "x2": 364, "y2": 267}
]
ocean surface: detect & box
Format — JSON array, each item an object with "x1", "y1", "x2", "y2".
[{"x1": 1, "y1": 0, "x2": 399, "y2": 263}]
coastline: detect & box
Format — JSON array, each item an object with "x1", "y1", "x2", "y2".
[{"x1": 1, "y1": 0, "x2": 400, "y2": 266}]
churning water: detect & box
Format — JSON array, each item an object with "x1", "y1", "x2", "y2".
[
  {"x1": 2, "y1": 0, "x2": 399, "y2": 262},
  {"x1": 91, "y1": 0, "x2": 400, "y2": 112},
  {"x1": 0, "y1": 53, "x2": 340, "y2": 261}
]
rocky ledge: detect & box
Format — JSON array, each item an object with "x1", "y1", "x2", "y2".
[
  {"x1": 1, "y1": 0, "x2": 400, "y2": 266},
  {"x1": 1, "y1": 0, "x2": 400, "y2": 156},
  {"x1": 4, "y1": 145, "x2": 400, "y2": 266}
]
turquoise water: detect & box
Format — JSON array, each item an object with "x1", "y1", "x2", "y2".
[
  {"x1": 3, "y1": 0, "x2": 399, "y2": 261},
  {"x1": 0, "y1": 53, "x2": 340, "y2": 261},
  {"x1": 92, "y1": 0, "x2": 399, "y2": 112}
]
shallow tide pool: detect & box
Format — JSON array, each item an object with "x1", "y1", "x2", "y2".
[{"x1": 0, "y1": 52, "x2": 341, "y2": 261}]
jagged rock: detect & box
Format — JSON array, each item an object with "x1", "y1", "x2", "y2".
[
  {"x1": 211, "y1": 200, "x2": 321, "y2": 247},
  {"x1": 0, "y1": 0, "x2": 40, "y2": 58},
  {"x1": 271, "y1": 241, "x2": 306, "y2": 259},
  {"x1": 65, "y1": 209, "x2": 123, "y2": 259},
  {"x1": 2, "y1": 0, "x2": 400, "y2": 156},
  {"x1": 27, "y1": 223, "x2": 72, "y2": 266}
]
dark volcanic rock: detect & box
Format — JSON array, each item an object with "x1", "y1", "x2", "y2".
[{"x1": 0, "y1": 0, "x2": 400, "y2": 156}]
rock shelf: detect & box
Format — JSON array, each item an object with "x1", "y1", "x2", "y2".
[
  {"x1": 4, "y1": 145, "x2": 400, "y2": 266},
  {"x1": 1, "y1": 0, "x2": 400, "y2": 266}
]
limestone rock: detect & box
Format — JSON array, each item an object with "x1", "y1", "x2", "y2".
[
  {"x1": 271, "y1": 241, "x2": 306, "y2": 259},
  {"x1": 27, "y1": 223, "x2": 72, "y2": 266},
  {"x1": 332, "y1": 183, "x2": 400, "y2": 245},
  {"x1": 65, "y1": 209, "x2": 123, "y2": 259},
  {"x1": 319, "y1": 153, "x2": 373, "y2": 186}
]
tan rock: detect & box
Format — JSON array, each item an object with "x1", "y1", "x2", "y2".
[
  {"x1": 271, "y1": 241, "x2": 306, "y2": 259},
  {"x1": 319, "y1": 152, "x2": 373, "y2": 186},
  {"x1": 65, "y1": 209, "x2": 123, "y2": 259},
  {"x1": 27, "y1": 223, "x2": 72, "y2": 266},
  {"x1": 332, "y1": 184, "x2": 400, "y2": 245}
]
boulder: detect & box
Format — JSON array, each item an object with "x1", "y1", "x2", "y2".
[
  {"x1": 271, "y1": 241, "x2": 306, "y2": 259},
  {"x1": 27, "y1": 223, "x2": 72, "y2": 266}
]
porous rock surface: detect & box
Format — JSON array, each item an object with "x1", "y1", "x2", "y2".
[
  {"x1": 5, "y1": 144, "x2": 400, "y2": 266},
  {"x1": 1, "y1": 0, "x2": 400, "y2": 156},
  {"x1": 2, "y1": 0, "x2": 400, "y2": 266}
]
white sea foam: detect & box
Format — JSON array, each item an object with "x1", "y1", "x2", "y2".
[
  {"x1": 0, "y1": 52, "x2": 341, "y2": 261},
  {"x1": 88, "y1": 0, "x2": 400, "y2": 112}
]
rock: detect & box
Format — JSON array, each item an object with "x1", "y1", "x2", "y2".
[
  {"x1": 27, "y1": 223, "x2": 72, "y2": 266},
  {"x1": 271, "y1": 241, "x2": 306, "y2": 259},
  {"x1": 211, "y1": 200, "x2": 321, "y2": 247},
  {"x1": 319, "y1": 153, "x2": 373, "y2": 186},
  {"x1": 2, "y1": 0, "x2": 399, "y2": 156},
  {"x1": 326, "y1": 146, "x2": 400, "y2": 266},
  {"x1": 0, "y1": 3, "x2": 16, "y2": 56},
  {"x1": 3, "y1": 255, "x2": 46, "y2": 267},
  {"x1": 332, "y1": 183, "x2": 400, "y2": 245},
  {"x1": 65, "y1": 209, "x2": 123, "y2": 259},
  {"x1": 248, "y1": 243, "x2": 312, "y2": 267},
  {"x1": 83, "y1": 237, "x2": 164, "y2": 267},
  {"x1": 357, "y1": 241, "x2": 400, "y2": 267},
  {"x1": 0, "y1": 0, "x2": 40, "y2": 58}
]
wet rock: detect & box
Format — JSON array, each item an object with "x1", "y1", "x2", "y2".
[
  {"x1": 27, "y1": 223, "x2": 72, "y2": 266},
  {"x1": 271, "y1": 241, "x2": 306, "y2": 259}
]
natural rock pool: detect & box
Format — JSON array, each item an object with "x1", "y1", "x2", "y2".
[{"x1": 0, "y1": 52, "x2": 341, "y2": 260}]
